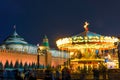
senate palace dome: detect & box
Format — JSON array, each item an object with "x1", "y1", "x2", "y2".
[{"x1": 0, "y1": 27, "x2": 37, "y2": 54}]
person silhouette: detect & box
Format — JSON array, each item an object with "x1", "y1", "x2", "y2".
[{"x1": 92, "y1": 67, "x2": 99, "y2": 80}]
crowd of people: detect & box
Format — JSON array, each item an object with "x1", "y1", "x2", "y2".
[
  {"x1": 43, "y1": 67, "x2": 71, "y2": 80},
  {"x1": 0, "y1": 65, "x2": 107, "y2": 80},
  {"x1": 0, "y1": 69, "x2": 37, "y2": 80}
]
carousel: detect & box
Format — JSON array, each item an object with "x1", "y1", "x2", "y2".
[{"x1": 56, "y1": 22, "x2": 119, "y2": 71}]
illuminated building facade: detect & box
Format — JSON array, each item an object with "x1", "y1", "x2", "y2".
[{"x1": 0, "y1": 27, "x2": 68, "y2": 69}]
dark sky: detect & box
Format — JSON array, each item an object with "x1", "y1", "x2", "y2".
[{"x1": 0, "y1": 0, "x2": 120, "y2": 48}]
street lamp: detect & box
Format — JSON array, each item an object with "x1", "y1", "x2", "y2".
[
  {"x1": 43, "y1": 49, "x2": 47, "y2": 67},
  {"x1": 37, "y1": 47, "x2": 41, "y2": 69}
]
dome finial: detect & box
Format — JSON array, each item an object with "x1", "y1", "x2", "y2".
[
  {"x1": 13, "y1": 25, "x2": 18, "y2": 36},
  {"x1": 13, "y1": 25, "x2": 16, "y2": 31},
  {"x1": 84, "y1": 22, "x2": 89, "y2": 31}
]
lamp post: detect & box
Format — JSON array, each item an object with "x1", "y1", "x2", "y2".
[
  {"x1": 117, "y1": 42, "x2": 120, "y2": 68},
  {"x1": 37, "y1": 47, "x2": 41, "y2": 69},
  {"x1": 42, "y1": 49, "x2": 47, "y2": 67}
]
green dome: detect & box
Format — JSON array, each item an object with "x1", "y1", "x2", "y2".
[
  {"x1": 0, "y1": 27, "x2": 37, "y2": 53},
  {"x1": 3, "y1": 29, "x2": 28, "y2": 45}
]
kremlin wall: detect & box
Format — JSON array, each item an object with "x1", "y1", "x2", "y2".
[
  {"x1": 0, "y1": 49, "x2": 67, "y2": 68},
  {"x1": 0, "y1": 27, "x2": 68, "y2": 68}
]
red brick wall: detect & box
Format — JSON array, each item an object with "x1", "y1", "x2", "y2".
[
  {"x1": 0, "y1": 50, "x2": 37, "y2": 66},
  {"x1": 0, "y1": 49, "x2": 67, "y2": 67}
]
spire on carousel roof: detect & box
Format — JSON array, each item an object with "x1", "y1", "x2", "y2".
[{"x1": 84, "y1": 22, "x2": 89, "y2": 31}]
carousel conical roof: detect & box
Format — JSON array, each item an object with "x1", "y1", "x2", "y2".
[
  {"x1": 56, "y1": 22, "x2": 119, "y2": 50},
  {"x1": 72, "y1": 31, "x2": 101, "y2": 38}
]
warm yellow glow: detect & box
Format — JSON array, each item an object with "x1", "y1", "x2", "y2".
[
  {"x1": 56, "y1": 37, "x2": 72, "y2": 46},
  {"x1": 56, "y1": 22, "x2": 119, "y2": 51},
  {"x1": 38, "y1": 46, "x2": 46, "y2": 50},
  {"x1": 55, "y1": 22, "x2": 119, "y2": 70},
  {"x1": 56, "y1": 35, "x2": 119, "y2": 48},
  {"x1": 56, "y1": 36, "x2": 119, "y2": 50}
]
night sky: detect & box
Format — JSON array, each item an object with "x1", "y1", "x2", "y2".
[{"x1": 0, "y1": 0, "x2": 120, "y2": 48}]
